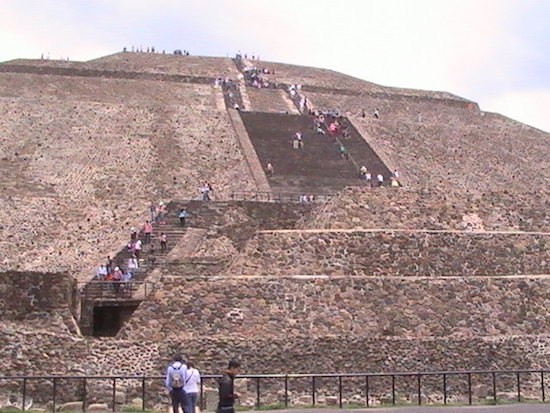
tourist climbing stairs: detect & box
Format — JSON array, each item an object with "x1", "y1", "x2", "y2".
[
  {"x1": 79, "y1": 199, "x2": 251, "y2": 336},
  {"x1": 81, "y1": 199, "x2": 254, "y2": 302},
  {"x1": 229, "y1": 57, "x2": 395, "y2": 186},
  {"x1": 325, "y1": 116, "x2": 393, "y2": 182},
  {"x1": 80, "y1": 201, "x2": 188, "y2": 301},
  {"x1": 239, "y1": 111, "x2": 369, "y2": 194}
]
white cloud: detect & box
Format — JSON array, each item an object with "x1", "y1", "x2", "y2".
[{"x1": 483, "y1": 90, "x2": 550, "y2": 132}]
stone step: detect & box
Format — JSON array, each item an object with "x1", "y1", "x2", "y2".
[{"x1": 81, "y1": 198, "x2": 253, "y2": 302}]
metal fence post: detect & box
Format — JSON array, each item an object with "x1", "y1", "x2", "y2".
[
  {"x1": 338, "y1": 376, "x2": 343, "y2": 408},
  {"x1": 199, "y1": 378, "x2": 204, "y2": 411},
  {"x1": 516, "y1": 372, "x2": 521, "y2": 402},
  {"x1": 82, "y1": 378, "x2": 87, "y2": 412},
  {"x1": 52, "y1": 377, "x2": 57, "y2": 413},
  {"x1": 492, "y1": 372, "x2": 497, "y2": 404},
  {"x1": 467, "y1": 373, "x2": 472, "y2": 405},
  {"x1": 416, "y1": 374, "x2": 422, "y2": 405},
  {"x1": 284, "y1": 375, "x2": 288, "y2": 408},
  {"x1": 312, "y1": 376, "x2": 316, "y2": 406},
  {"x1": 542, "y1": 371, "x2": 546, "y2": 403},
  {"x1": 255, "y1": 377, "x2": 260, "y2": 408},
  {"x1": 142, "y1": 376, "x2": 146, "y2": 411},
  {"x1": 391, "y1": 375, "x2": 396, "y2": 405},
  {"x1": 112, "y1": 378, "x2": 116, "y2": 412},
  {"x1": 365, "y1": 376, "x2": 369, "y2": 407},
  {"x1": 22, "y1": 378, "x2": 27, "y2": 412},
  {"x1": 443, "y1": 374, "x2": 447, "y2": 405}
]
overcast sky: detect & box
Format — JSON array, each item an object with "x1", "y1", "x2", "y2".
[{"x1": 1, "y1": 0, "x2": 549, "y2": 132}]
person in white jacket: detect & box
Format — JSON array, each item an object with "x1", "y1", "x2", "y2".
[{"x1": 184, "y1": 361, "x2": 201, "y2": 413}]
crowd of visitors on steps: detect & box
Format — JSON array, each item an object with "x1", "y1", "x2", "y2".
[
  {"x1": 242, "y1": 66, "x2": 277, "y2": 89},
  {"x1": 236, "y1": 51, "x2": 261, "y2": 60},
  {"x1": 262, "y1": 108, "x2": 401, "y2": 191},
  {"x1": 216, "y1": 77, "x2": 242, "y2": 110},
  {"x1": 92, "y1": 200, "x2": 191, "y2": 293}
]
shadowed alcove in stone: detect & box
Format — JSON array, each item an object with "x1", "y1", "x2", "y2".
[{"x1": 92, "y1": 303, "x2": 140, "y2": 337}]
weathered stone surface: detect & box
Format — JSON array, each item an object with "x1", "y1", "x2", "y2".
[
  {"x1": 119, "y1": 276, "x2": 550, "y2": 340},
  {"x1": 298, "y1": 187, "x2": 549, "y2": 232},
  {"x1": 0, "y1": 74, "x2": 257, "y2": 277},
  {"x1": 201, "y1": 387, "x2": 218, "y2": 411},
  {"x1": 128, "y1": 397, "x2": 143, "y2": 407},
  {"x1": 325, "y1": 396, "x2": 338, "y2": 406},
  {"x1": 0, "y1": 271, "x2": 76, "y2": 322},
  {"x1": 228, "y1": 230, "x2": 549, "y2": 277}
]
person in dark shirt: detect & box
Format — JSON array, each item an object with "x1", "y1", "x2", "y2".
[{"x1": 216, "y1": 360, "x2": 241, "y2": 413}]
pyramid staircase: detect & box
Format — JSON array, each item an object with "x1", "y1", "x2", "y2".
[
  {"x1": 79, "y1": 201, "x2": 189, "y2": 335},
  {"x1": 79, "y1": 199, "x2": 304, "y2": 335},
  {"x1": 239, "y1": 111, "x2": 392, "y2": 194},
  {"x1": 80, "y1": 202, "x2": 186, "y2": 300}
]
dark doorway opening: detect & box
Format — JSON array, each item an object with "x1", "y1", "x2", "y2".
[{"x1": 92, "y1": 304, "x2": 139, "y2": 337}]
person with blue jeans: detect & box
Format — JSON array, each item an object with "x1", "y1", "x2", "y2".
[
  {"x1": 166, "y1": 354, "x2": 188, "y2": 413},
  {"x1": 184, "y1": 361, "x2": 201, "y2": 413}
]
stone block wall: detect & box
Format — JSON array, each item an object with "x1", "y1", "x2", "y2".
[
  {"x1": 298, "y1": 187, "x2": 549, "y2": 232},
  {"x1": 0, "y1": 53, "x2": 548, "y2": 406},
  {"x1": 1, "y1": 322, "x2": 548, "y2": 389},
  {"x1": 119, "y1": 276, "x2": 550, "y2": 341},
  {"x1": 1, "y1": 272, "x2": 548, "y2": 404},
  {"x1": 308, "y1": 90, "x2": 472, "y2": 115},
  {"x1": 228, "y1": 230, "x2": 549, "y2": 277},
  {"x1": 0, "y1": 72, "x2": 213, "y2": 104},
  {"x1": 0, "y1": 271, "x2": 76, "y2": 322}
]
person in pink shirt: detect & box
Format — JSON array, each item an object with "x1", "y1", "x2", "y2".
[{"x1": 143, "y1": 220, "x2": 153, "y2": 243}]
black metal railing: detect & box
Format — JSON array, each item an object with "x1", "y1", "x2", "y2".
[
  {"x1": 78, "y1": 281, "x2": 156, "y2": 300},
  {"x1": 1, "y1": 369, "x2": 547, "y2": 411}
]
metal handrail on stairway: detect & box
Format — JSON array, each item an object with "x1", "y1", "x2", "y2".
[
  {"x1": 78, "y1": 280, "x2": 156, "y2": 300},
  {"x1": 226, "y1": 190, "x2": 334, "y2": 203}
]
